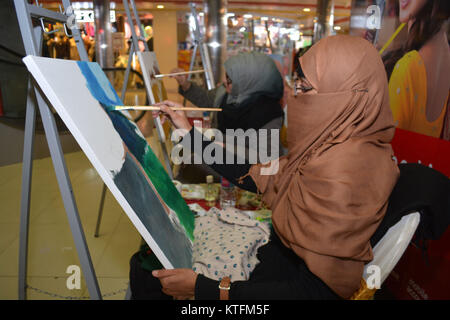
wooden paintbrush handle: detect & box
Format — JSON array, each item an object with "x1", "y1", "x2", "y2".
[{"x1": 115, "y1": 106, "x2": 222, "y2": 112}]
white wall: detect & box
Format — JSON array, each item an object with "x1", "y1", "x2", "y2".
[{"x1": 152, "y1": 10, "x2": 179, "y2": 93}]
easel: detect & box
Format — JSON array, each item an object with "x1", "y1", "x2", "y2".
[
  {"x1": 94, "y1": 0, "x2": 175, "y2": 238},
  {"x1": 123, "y1": 0, "x2": 173, "y2": 176},
  {"x1": 14, "y1": 0, "x2": 102, "y2": 299},
  {"x1": 187, "y1": 3, "x2": 216, "y2": 91},
  {"x1": 94, "y1": 1, "x2": 216, "y2": 237}
]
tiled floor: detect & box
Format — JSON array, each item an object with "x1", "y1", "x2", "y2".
[
  {"x1": 0, "y1": 151, "x2": 142, "y2": 300},
  {"x1": 0, "y1": 90, "x2": 201, "y2": 300}
]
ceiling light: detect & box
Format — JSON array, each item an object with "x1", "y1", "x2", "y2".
[
  {"x1": 208, "y1": 41, "x2": 221, "y2": 49},
  {"x1": 303, "y1": 8, "x2": 311, "y2": 12},
  {"x1": 156, "y1": 5, "x2": 164, "y2": 9},
  {"x1": 334, "y1": 26, "x2": 341, "y2": 30},
  {"x1": 243, "y1": 14, "x2": 253, "y2": 19}
]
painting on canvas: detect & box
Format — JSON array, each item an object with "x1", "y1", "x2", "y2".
[
  {"x1": 138, "y1": 51, "x2": 167, "y2": 104},
  {"x1": 23, "y1": 55, "x2": 194, "y2": 269}
]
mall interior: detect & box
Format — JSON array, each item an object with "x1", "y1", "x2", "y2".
[{"x1": 0, "y1": 0, "x2": 449, "y2": 301}]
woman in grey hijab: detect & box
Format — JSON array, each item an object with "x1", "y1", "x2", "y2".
[
  {"x1": 174, "y1": 52, "x2": 285, "y2": 133},
  {"x1": 172, "y1": 52, "x2": 285, "y2": 182}
]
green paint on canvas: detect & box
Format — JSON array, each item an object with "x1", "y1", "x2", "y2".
[{"x1": 77, "y1": 61, "x2": 194, "y2": 240}]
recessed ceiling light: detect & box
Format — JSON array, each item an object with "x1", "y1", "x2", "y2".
[
  {"x1": 303, "y1": 8, "x2": 311, "y2": 12},
  {"x1": 156, "y1": 5, "x2": 164, "y2": 9}
]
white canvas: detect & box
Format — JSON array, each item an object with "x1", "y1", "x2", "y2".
[
  {"x1": 138, "y1": 51, "x2": 164, "y2": 103},
  {"x1": 23, "y1": 55, "x2": 194, "y2": 269}
]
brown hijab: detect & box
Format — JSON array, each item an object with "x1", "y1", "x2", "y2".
[{"x1": 249, "y1": 35, "x2": 400, "y2": 298}]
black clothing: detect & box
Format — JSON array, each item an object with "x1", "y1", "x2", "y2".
[
  {"x1": 370, "y1": 163, "x2": 450, "y2": 246},
  {"x1": 176, "y1": 83, "x2": 284, "y2": 184},
  {"x1": 178, "y1": 82, "x2": 284, "y2": 134},
  {"x1": 183, "y1": 127, "x2": 256, "y2": 191},
  {"x1": 129, "y1": 252, "x2": 172, "y2": 300},
  {"x1": 217, "y1": 95, "x2": 284, "y2": 134},
  {"x1": 129, "y1": 231, "x2": 340, "y2": 300}
]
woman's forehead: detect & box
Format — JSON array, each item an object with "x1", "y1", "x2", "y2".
[{"x1": 299, "y1": 35, "x2": 383, "y2": 92}]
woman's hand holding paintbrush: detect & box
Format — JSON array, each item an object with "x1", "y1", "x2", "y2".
[{"x1": 152, "y1": 100, "x2": 193, "y2": 132}]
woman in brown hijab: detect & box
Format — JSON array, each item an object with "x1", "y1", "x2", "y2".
[{"x1": 130, "y1": 35, "x2": 400, "y2": 300}]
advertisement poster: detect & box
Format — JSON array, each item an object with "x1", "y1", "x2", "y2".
[{"x1": 351, "y1": 0, "x2": 450, "y2": 299}]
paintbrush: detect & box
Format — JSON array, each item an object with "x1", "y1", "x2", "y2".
[
  {"x1": 154, "y1": 69, "x2": 205, "y2": 79},
  {"x1": 114, "y1": 105, "x2": 222, "y2": 112}
]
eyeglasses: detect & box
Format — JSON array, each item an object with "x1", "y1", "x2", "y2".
[
  {"x1": 225, "y1": 74, "x2": 232, "y2": 86},
  {"x1": 294, "y1": 62, "x2": 314, "y2": 95},
  {"x1": 294, "y1": 77, "x2": 314, "y2": 95}
]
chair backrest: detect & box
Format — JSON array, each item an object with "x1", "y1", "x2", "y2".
[{"x1": 363, "y1": 211, "x2": 421, "y2": 287}]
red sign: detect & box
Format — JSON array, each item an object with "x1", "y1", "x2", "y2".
[
  {"x1": 385, "y1": 128, "x2": 450, "y2": 299},
  {"x1": 391, "y1": 128, "x2": 450, "y2": 177}
]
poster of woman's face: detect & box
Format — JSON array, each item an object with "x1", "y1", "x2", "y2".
[
  {"x1": 347, "y1": 0, "x2": 450, "y2": 301},
  {"x1": 351, "y1": 0, "x2": 449, "y2": 141},
  {"x1": 398, "y1": 0, "x2": 427, "y2": 23}
]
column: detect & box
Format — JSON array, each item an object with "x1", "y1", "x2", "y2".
[
  {"x1": 93, "y1": 0, "x2": 114, "y2": 68},
  {"x1": 313, "y1": 0, "x2": 335, "y2": 43},
  {"x1": 203, "y1": 0, "x2": 227, "y2": 84}
]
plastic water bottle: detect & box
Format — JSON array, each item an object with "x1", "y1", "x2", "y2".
[
  {"x1": 205, "y1": 175, "x2": 216, "y2": 207},
  {"x1": 220, "y1": 177, "x2": 236, "y2": 209},
  {"x1": 202, "y1": 112, "x2": 211, "y2": 129}
]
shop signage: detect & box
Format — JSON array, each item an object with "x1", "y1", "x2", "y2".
[{"x1": 74, "y1": 10, "x2": 116, "y2": 23}]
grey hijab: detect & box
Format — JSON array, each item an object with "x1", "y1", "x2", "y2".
[{"x1": 214, "y1": 52, "x2": 284, "y2": 109}]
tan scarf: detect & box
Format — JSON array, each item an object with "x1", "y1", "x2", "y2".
[{"x1": 248, "y1": 35, "x2": 400, "y2": 298}]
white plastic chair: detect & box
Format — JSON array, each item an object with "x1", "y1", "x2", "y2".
[{"x1": 351, "y1": 211, "x2": 421, "y2": 299}]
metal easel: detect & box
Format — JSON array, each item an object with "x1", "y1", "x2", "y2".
[
  {"x1": 14, "y1": 0, "x2": 102, "y2": 299},
  {"x1": 123, "y1": 0, "x2": 173, "y2": 176},
  {"x1": 188, "y1": 2, "x2": 215, "y2": 91},
  {"x1": 93, "y1": 0, "x2": 175, "y2": 239},
  {"x1": 93, "y1": 0, "x2": 217, "y2": 238}
]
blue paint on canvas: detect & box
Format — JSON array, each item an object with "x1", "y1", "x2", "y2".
[
  {"x1": 76, "y1": 61, "x2": 194, "y2": 267},
  {"x1": 76, "y1": 62, "x2": 122, "y2": 110}
]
